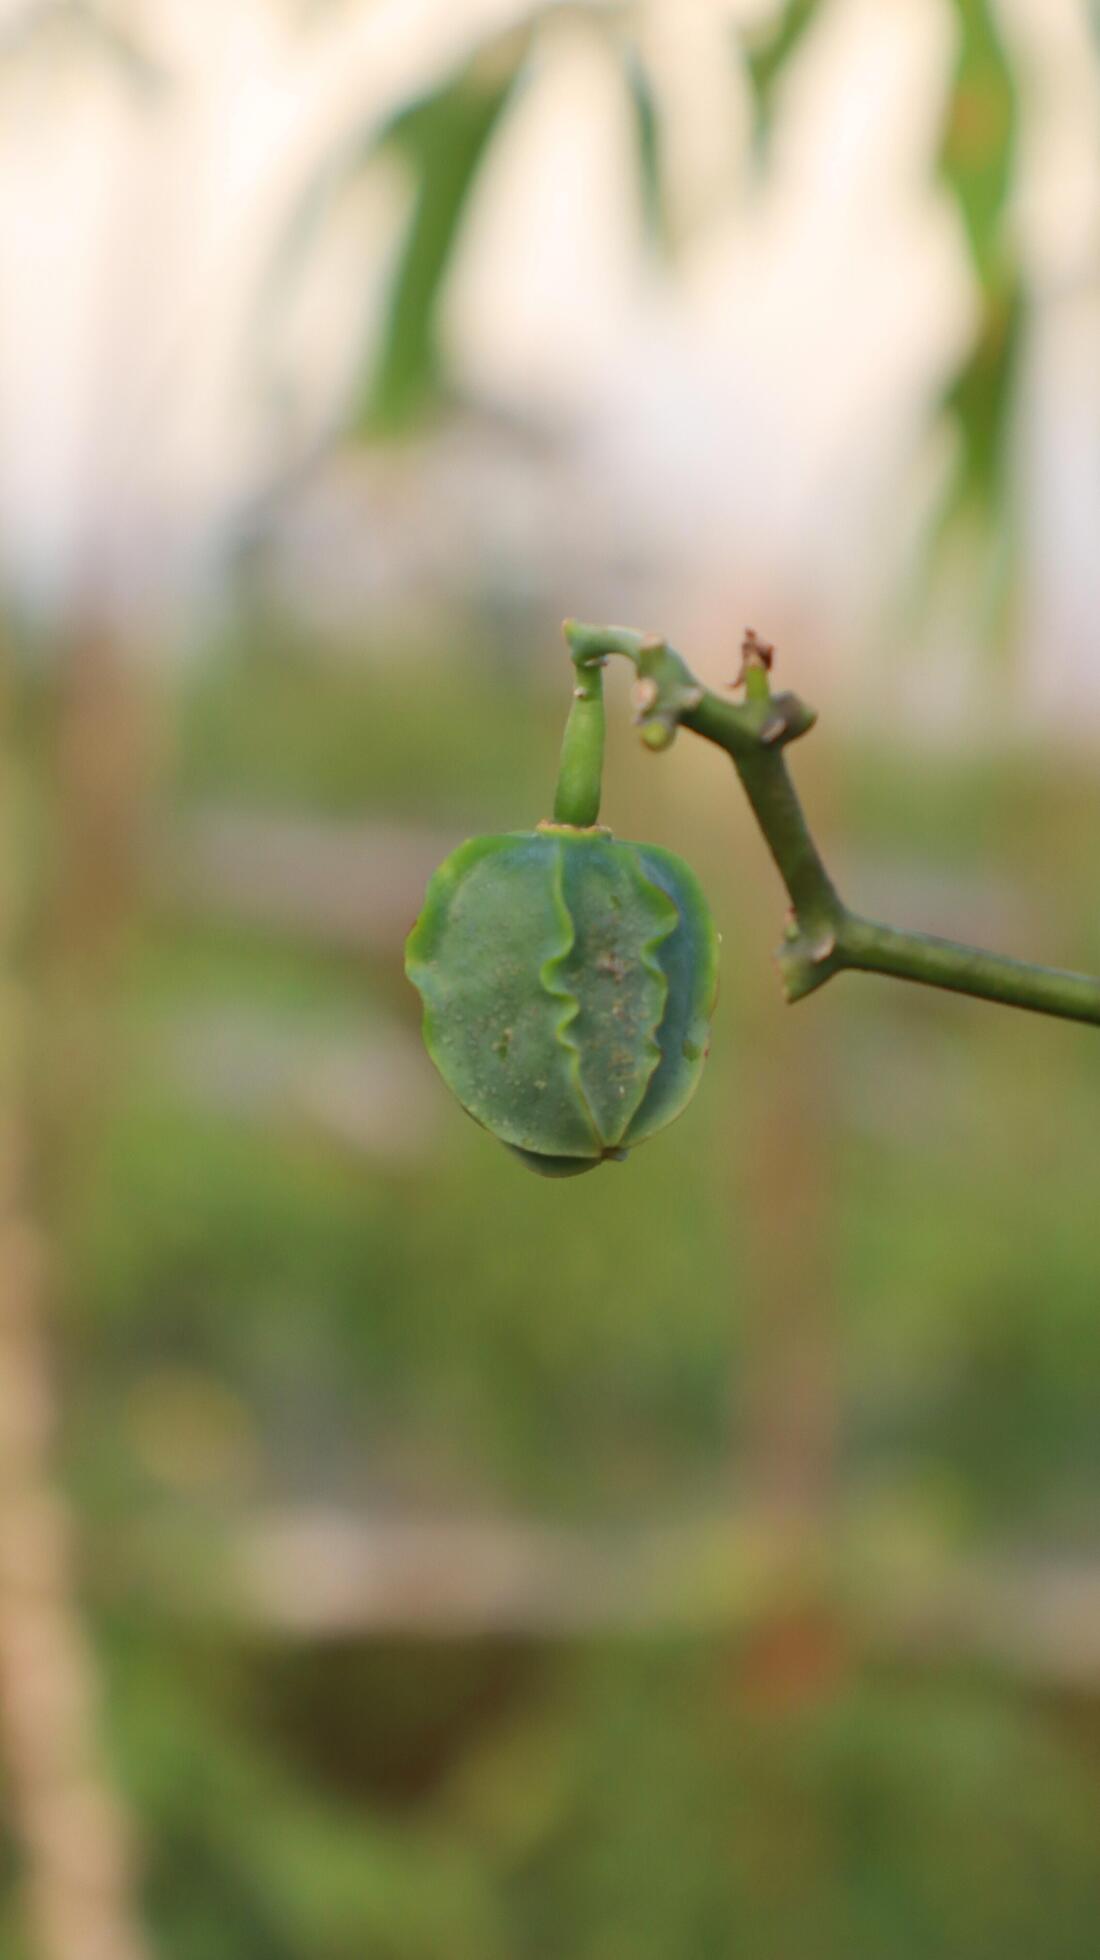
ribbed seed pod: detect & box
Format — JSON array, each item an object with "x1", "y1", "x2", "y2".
[{"x1": 406, "y1": 823, "x2": 719, "y2": 1175}]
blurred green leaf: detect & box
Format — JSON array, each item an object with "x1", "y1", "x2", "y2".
[
  {"x1": 940, "y1": 269, "x2": 1025, "y2": 521},
  {"x1": 356, "y1": 28, "x2": 534, "y2": 439},
  {"x1": 937, "y1": 0, "x2": 1017, "y2": 290},
  {"x1": 621, "y1": 45, "x2": 669, "y2": 252},
  {"x1": 743, "y1": 0, "x2": 828, "y2": 158},
  {"x1": 934, "y1": 1, "x2": 1021, "y2": 547},
  {"x1": 264, "y1": 23, "x2": 540, "y2": 448}
]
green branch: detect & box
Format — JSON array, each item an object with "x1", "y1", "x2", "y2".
[{"x1": 562, "y1": 620, "x2": 1100, "y2": 1030}]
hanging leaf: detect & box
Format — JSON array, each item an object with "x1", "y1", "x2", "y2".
[
  {"x1": 259, "y1": 21, "x2": 539, "y2": 452},
  {"x1": 356, "y1": 27, "x2": 535, "y2": 438},
  {"x1": 262, "y1": 4, "x2": 681, "y2": 452},
  {"x1": 364, "y1": 5, "x2": 630, "y2": 430},
  {"x1": 935, "y1": 0, "x2": 1021, "y2": 534},
  {"x1": 620, "y1": 43, "x2": 670, "y2": 253},
  {"x1": 941, "y1": 270, "x2": 1024, "y2": 520},
  {"x1": 937, "y1": 0, "x2": 1017, "y2": 288},
  {"x1": 742, "y1": 0, "x2": 827, "y2": 160}
]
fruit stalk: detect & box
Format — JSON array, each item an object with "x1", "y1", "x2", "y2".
[{"x1": 553, "y1": 645, "x2": 606, "y2": 828}]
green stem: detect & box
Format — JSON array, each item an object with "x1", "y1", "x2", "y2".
[
  {"x1": 553, "y1": 645, "x2": 607, "y2": 827},
  {"x1": 838, "y1": 915, "x2": 1100, "y2": 1025},
  {"x1": 684, "y1": 691, "x2": 841, "y2": 948},
  {"x1": 562, "y1": 621, "x2": 1100, "y2": 1031}
]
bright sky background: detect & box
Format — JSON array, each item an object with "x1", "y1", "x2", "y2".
[{"x1": 0, "y1": 0, "x2": 1096, "y2": 722}]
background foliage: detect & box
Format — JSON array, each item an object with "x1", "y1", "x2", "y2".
[{"x1": 2, "y1": 3, "x2": 1100, "y2": 1956}]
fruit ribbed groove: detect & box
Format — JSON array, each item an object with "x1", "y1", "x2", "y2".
[{"x1": 406, "y1": 828, "x2": 718, "y2": 1175}]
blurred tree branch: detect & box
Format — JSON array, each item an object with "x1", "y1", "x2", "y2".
[{"x1": 0, "y1": 629, "x2": 151, "y2": 1960}]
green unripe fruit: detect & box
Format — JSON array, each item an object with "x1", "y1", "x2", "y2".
[{"x1": 406, "y1": 823, "x2": 719, "y2": 1174}]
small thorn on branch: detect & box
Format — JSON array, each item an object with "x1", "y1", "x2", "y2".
[{"x1": 731, "y1": 628, "x2": 775, "y2": 691}]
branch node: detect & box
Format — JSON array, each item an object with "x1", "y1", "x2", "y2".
[{"x1": 775, "y1": 919, "x2": 846, "y2": 1003}]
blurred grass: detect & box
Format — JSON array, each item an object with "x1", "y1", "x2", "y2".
[
  {"x1": 95, "y1": 1622, "x2": 1100, "y2": 1960},
  {"x1": 174, "y1": 632, "x2": 561, "y2": 823},
  {"x1": 69, "y1": 626, "x2": 1100, "y2": 1531},
  {"x1": 29, "y1": 620, "x2": 1100, "y2": 1957}
]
